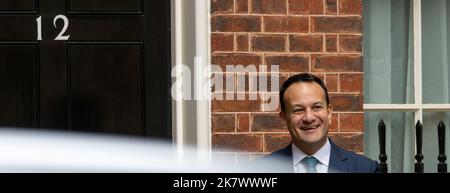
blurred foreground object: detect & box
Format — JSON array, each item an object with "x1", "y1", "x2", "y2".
[{"x1": 0, "y1": 128, "x2": 262, "y2": 173}]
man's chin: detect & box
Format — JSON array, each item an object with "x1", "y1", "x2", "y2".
[{"x1": 300, "y1": 137, "x2": 326, "y2": 146}]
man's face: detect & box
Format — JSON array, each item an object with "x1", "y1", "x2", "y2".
[{"x1": 280, "y1": 82, "x2": 332, "y2": 152}]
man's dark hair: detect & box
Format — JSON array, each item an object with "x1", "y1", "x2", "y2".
[{"x1": 279, "y1": 73, "x2": 330, "y2": 112}]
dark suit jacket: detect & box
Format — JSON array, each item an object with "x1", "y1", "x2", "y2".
[{"x1": 252, "y1": 139, "x2": 380, "y2": 173}]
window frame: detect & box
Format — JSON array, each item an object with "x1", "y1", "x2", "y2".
[{"x1": 363, "y1": 0, "x2": 450, "y2": 123}]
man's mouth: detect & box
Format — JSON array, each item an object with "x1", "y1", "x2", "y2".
[{"x1": 300, "y1": 125, "x2": 320, "y2": 131}]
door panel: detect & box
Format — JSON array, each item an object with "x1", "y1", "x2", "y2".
[
  {"x1": 40, "y1": 42, "x2": 68, "y2": 129},
  {"x1": 68, "y1": 43, "x2": 143, "y2": 134},
  {"x1": 67, "y1": 0, "x2": 142, "y2": 13},
  {"x1": 68, "y1": 16, "x2": 143, "y2": 41},
  {"x1": 0, "y1": 0, "x2": 36, "y2": 12},
  {"x1": 0, "y1": 1, "x2": 171, "y2": 139},
  {"x1": 0, "y1": 44, "x2": 37, "y2": 127},
  {"x1": 0, "y1": 16, "x2": 36, "y2": 40}
]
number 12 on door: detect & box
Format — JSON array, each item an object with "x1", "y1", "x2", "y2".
[{"x1": 36, "y1": 15, "x2": 70, "y2": 41}]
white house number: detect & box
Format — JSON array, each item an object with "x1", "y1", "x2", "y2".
[{"x1": 36, "y1": 15, "x2": 70, "y2": 41}]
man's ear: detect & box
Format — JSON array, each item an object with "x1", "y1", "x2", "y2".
[
  {"x1": 327, "y1": 104, "x2": 333, "y2": 123},
  {"x1": 279, "y1": 111, "x2": 287, "y2": 126}
]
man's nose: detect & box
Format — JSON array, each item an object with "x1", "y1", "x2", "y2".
[{"x1": 302, "y1": 109, "x2": 315, "y2": 123}]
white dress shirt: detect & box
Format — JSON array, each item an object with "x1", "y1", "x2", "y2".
[{"x1": 292, "y1": 139, "x2": 331, "y2": 173}]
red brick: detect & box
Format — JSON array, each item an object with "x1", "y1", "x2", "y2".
[
  {"x1": 326, "y1": 0, "x2": 337, "y2": 15},
  {"x1": 212, "y1": 33, "x2": 234, "y2": 52},
  {"x1": 288, "y1": 0, "x2": 324, "y2": 15},
  {"x1": 236, "y1": 73, "x2": 251, "y2": 93},
  {"x1": 312, "y1": 55, "x2": 362, "y2": 72},
  {"x1": 252, "y1": 113, "x2": 286, "y2": 132},
  {"x1": 251, "y1": 74, "x2": 283, "y2": 93},
  {"x1": 329, "y1": 133, "x2": 363, "y2": 152},
  {"x1": 212, "y1": 94, "x2": 262, "y2": 112},
  {"x1": 211, "y1": 73, "x2": 229, "y2": 93},
  {"x1": 340, "y1": 0, "x2": 362, "y2": 15},
  {"x1": 238, "y1": 114, "x2": 250, "y2": 132},
  {"x1": 212, "y1": 53, "x2": 261, "y2": 69},
  {"x1": 329, "y1": 94, "x2": 363, "y2": 111},
  {"x1": 280, "y1": 74, "x2": 289, "y2": 86},
  {"x1": 263, "y1": 73, "x2": 289, "y2": 98},
  {"x1": 251, "y1": 35, "x2": 286, "y2": 52},
  {"x1": 340, "y1": 35, "x2": 362, "y2": 53},
  {"x1": 265, "y1": 55, "x2": 309, "y2": 72},
  {"x1": 325, "y1": 74, "x2": 338, "y2": 92},
  {"x1": 212, "y1": 15, "x2": 261, "y2": 32},
  {"x1": 236, "y1": 34, "x2": 249, "y2": 52},
  {"x1": 340, "y1": 113, "x2": 364, "y2": 132},
  {"x1": 265, "y1": 134, "x2": 292, "y2": 152},
  {"x1": 312, "y1": 17, "x2": 362, "y2": 33},
  {"x1": 212, "y1": 114, "x2": 236, "y2": 133},
  {"x1": 330, "y1": 113, "x2": 338, "y2": 132},
  {"x1": 234, "y1": 72, "x2": 258, "y2": 93},
  {"x1": 262, "y1": 93, "x2": 281, "y2": 112},
  {"x1": 212, "y1": 92, "x2": 231, "y2": 101},
  {"x1": 212, "y1": 134, "x2": 263, "y2": 152},
  {"x1": 258, "y1": 73, "x2": 283, "y2": 93},
  {"x1": 217, "y1": 73, "x2": 259, "y2": 94},
  {"x1": 211, "y1": 0, "x2": 234, "y2": 14},
  {"x1": 289, "y1": 34, "x2": 323, "y2": 52},
  {"x1": 326, "y1": 34, "x2": 338, "y2": 52},
  {"x1": 340, "y1": 73, "x2": 362, "y2": 93},
  {"x1": 251, "y1": 0, "x2": 287, "y2": 14},
  {"x1": 311, "y1": 73, "x2": 325, "y2": 82},
  {"x1": 264, "y1": 16, "x2": 309, "y2": 33},
  {"x1": 236, "y1": 0, "x2": 249, "y2": 13}
]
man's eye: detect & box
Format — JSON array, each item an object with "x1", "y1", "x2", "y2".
[
  {"x1": 313, "y1": 106, "x2": 323, "y2": 110},
  {"x1": 293, "y1": 109, "x2": 303, "y2": 113}
]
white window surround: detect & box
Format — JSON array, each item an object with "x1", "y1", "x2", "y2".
[
  {"x1": 171, "y1": 0, "x2": 211, "y2": 162},
  {"x1": 364, "y1": 0, "x2": 450, "y2": 122}
]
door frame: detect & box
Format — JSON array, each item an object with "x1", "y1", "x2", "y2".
[{"x1": 171, "y1": 0, "x2": 212, "y2": 161}]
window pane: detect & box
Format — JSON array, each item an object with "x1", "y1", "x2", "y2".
[
  {"x1": 422, "y1": 112, "x2": 450, "y2": 173},
  {"x1": 363, "y1": 0, "x2": 414, "y2": 104},
  {"x1": 364, "y1": 112, "x2": 415, "y2": 173},
  {"x1": 422, "y1": 0, "x2": 450, "y2": 104}
]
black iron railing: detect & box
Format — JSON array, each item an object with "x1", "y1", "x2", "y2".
[
  {"x1": 438, "y1": 121, "x2": 447, "y2": 173},
  {"x1": 378, "y1": 119, "x2": 387, "y2": 173},
  {"x1": 377, "y1": 119, "x2": 447, "y2": 173}
]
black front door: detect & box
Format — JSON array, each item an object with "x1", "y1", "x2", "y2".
[{"x1": 0, "y1": 0, "x2": 171, "y2": 139}]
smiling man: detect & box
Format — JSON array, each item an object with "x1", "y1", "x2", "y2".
[{"x1": 258, "y1": 73, "x2": 379, "y2": 173}]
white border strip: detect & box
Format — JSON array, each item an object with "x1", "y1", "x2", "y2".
[
  {"x1": 172, "y1": 0, "x2": 184, "y2": 162},
  {"x1": 422, "y1": 104, "x2": 450, "y2": 111},
  {"x1": 364, "y1": 104, "x2": 450, "y2": 112},
  {"x1": 364, "y1": 104, "x2": 420, "y2": 112},
  {"x1": 195, "y1": 0, "x2": 211, "y2": 162},
  {"x1": 413, "y1": 0, "x2": 423, "y2": 123}
]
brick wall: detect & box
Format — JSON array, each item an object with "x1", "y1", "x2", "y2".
[{"x1": 211, "y1": 0, "x2": 364, "y2": 163}]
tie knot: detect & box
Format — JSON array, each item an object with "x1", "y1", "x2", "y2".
[{"x1": 303, "y1": 156, "x2": 318, "y2": 173}]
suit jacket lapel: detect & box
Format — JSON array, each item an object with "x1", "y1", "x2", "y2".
[
  {"x1": 328, "y1": 140, "x2": 350, "y2": 173},
  {"x1": 258, "y1": 144, "x2": 294, "y2": 172},
  {"x1": 276, "y1": 144, "x2": 294, "y2": 172},
  {"x1": 273, "y1": 141, "x2": 352, "y2": 173}
]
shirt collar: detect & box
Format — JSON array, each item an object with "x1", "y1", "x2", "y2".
[{"x1": 292, "y1": 139, "x2": 331, "y2": 167}]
